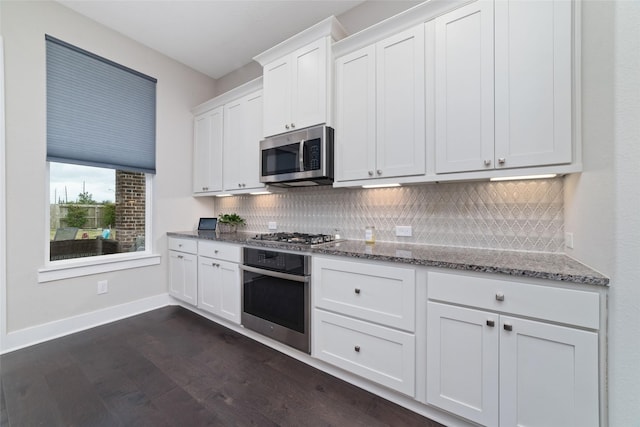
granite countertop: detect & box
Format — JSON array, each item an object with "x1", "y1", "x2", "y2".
[{"x1": 167, "y1": 231, "x2": 609, "y2": 286}]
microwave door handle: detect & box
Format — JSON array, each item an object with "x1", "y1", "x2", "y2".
[{"x1": 299, "y1": 140, "x2": 305, "y2": 172}]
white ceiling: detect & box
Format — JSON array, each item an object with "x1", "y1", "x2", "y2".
[{"x1": 58, "y1": 0, "x2": 366, "y2": 79}]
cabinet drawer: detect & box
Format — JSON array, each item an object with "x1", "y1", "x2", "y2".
[
  {"x1": 313, "y1": 257, "x2": 416, "y2": 332},
  {"x1": 313, "y1": 310, "x2": 415, "y2": 396},
  {"x1": 168, "y1": 237, "x2": 197, "y2": 254},
  {"x1": 428, "y1": 272, "x2": 600, "y2": 329},
  {"x1": 198, "y1": 241, "x2": 241, "y2": 263}
]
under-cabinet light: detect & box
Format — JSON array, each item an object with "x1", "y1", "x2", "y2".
[
  {"x1": 215, "y1": 193, "x2": 233, "y2": 197},
  {"x1": 361, "y1": 183, "x2": 401, "y2": 189},
  {"x1": 250, "y1": 191, "x2": 272, "y2": 195},
  {"x1": 489, "y1": 174, "x2": 557, "y2": 182}
]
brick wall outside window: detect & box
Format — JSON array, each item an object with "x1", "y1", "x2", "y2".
[{"x1": 115, "y1": 171, "x2": 145, "y2": 252}]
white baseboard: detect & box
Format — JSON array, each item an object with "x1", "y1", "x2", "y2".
[{"x1": 1, "y1": 293, "x2": 173, "y2": 354}]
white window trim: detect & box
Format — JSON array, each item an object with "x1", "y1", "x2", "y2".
[{"x1": 40, "y1": 169, "x2": 159, "y2": 283}]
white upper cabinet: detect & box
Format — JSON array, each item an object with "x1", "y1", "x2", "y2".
[
  {"x1": 191, "y1": 78, "x2": 263, "y2": 196},
  {"x1": 335, "y1": 46, "x2": 376, "y2": 181},
  {"x1": 435, "y1": 0, "x2": 573, "y2": 174},
  {"x1": 193, "y1": 106, "x2": 223, "y2": 194},
  {"x1": 335, "y1": 25, "x2": 426, "y2": 182},
  {"x1": 255, "y1": 17, "x2": 347, "y2": 138},
  {"x1": 223, "y1": 90, "x2": 264, "y2": 192},
  {"x1": 376, "y1": 26, "x2": 426, "y2": 179},
  {"x1": 434, "y1": 0, "x2": 495, "y2": 174},
  {"x1": 263, "y1": 38, "x2": 328, "y2": 137},
  {"x1": 494, "y1": 0, "x2": 573, "y2": 169}
]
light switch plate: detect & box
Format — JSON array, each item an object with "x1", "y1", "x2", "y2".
[
  {"x1": 396, "y1": 226, "x2": 412, "y2": 237},
  {"x1": 268, "y1": 221, "x2": 277, "y2": 231}
]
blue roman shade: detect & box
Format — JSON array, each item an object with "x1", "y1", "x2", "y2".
[{"x1": 46, "y1": 35, "x2": 157, "y2": 174}]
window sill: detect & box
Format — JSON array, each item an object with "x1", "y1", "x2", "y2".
[{"x1": 38, "y1": 252, "x2": 161, "y2": 283}]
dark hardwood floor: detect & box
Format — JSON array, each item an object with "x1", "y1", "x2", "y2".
[{"x1": 0, "y1": 306, "x2": 443, "y2": 426}]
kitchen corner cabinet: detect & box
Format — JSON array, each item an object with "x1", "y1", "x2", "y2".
[
  {"x1": 197, "y1": 241, "x2": 241, "y2": 324},
  {"x1": 262, "y1": 38, "x2": 329, "y2": 137},
  {"x1": 335, "y1": 25, "x2": 426, "y2": 183},
  {"x1": 312, "y1": 256, "x2": 417, "y2": 396},
  {"x1": 223, "y1": 90, "x2": 265, "y2": 192},
  {"x1": 191, "y1": 78, "x2": 264, "y2": 196},
  {"x1": 193, "y1": 106, "x2": 223, "y2": 193},
  {"x1": 168, "y1": 237, "x2": 198, "y2": 305},
  {"x1": 426, "y1": 271, "x2": 600, "y2": 427},
  {"x1": 435, "y1": 0, "x2": 573, "y2": 174}
]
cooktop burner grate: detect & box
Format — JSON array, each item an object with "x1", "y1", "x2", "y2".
[{"x1": 251, "y1": 232, "x2": 338, "y2": 246}]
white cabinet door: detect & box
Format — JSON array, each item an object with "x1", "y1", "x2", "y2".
[
  {"x1": 291, "y1": 38, "x2": 327, "y2": 132},
  {"x1": 169, "y1": 250, "x2": 197, "y2": 305},
  {"x1": 434, "y1": 0, "x2": 494, "y2": 173},
  {"x1": 223, "y1": 90, "x2": 264, "y2": 192},
  {"x1": 426, "y1": 302, "x2": 499, "y2": 427},
  {"x1": 193, "y1": 106, "x2": 223, "y2": 194},
  {"x1": 500, "y1": 316, "x2": 599, "y2": 427},
  {"x1": 376, "y1": 25, "x2": 426, "y2": 179},
  {"x1": 494, "y1": 0, "x2": 572, "y2": 169},
  {"x1": 335, "y1": 46, "x2": 377, "y2": 182},
  {"x1": 198, "y1": 256, "x2": 241, "y2": 324},
  {"x1": 263, "y1": 56, "x2": 292, "y2": 137}
]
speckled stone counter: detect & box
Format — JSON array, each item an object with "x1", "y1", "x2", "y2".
[{"x1": 167, "y1": 232, "x2": 609, "y2": 286}]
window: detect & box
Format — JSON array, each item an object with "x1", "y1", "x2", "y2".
[
  {"x1": 45, "y1": 35, "x2": 156, "y2": 264},
  {"x1": 49, "y1": 163, "x2": 147, "y2": 261}
]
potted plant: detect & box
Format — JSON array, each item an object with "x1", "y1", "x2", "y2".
[{"x1": 218, "y1": 213, "x2": 246, "y2": 233}]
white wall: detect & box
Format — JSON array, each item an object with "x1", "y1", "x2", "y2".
[
  {"x1": 565, "y1": 1, "x2": 640, "y2": 425},
  {"x1": 0, "y1": 0, "x2": 216, "y2": 339}
]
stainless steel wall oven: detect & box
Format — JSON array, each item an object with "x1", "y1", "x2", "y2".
[{"x1": 240, "y1": 247, "x2": 310, "y2": 353}]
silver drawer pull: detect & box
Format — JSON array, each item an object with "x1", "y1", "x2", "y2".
[
  {"x1": 486, "y1": 320, "x2": 495, "y2": 327},
  {"x1": 503, "y1": 323, "x2": 513, "y2": 332},
  {"x1": 354, "y1": 288, "x2": 361, "y2": 295},
  {"x1": 354, "y1": 345, "x2": 361, "y2": 353},
  {"x1": 495, "y1": 292, "x2": 505, "y2": 301}
]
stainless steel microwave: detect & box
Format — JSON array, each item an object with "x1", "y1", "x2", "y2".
[{"x1": 259, "y1": 125, "x2": 334, "y2": 187}]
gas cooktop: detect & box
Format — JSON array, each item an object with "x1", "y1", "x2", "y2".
[{"x1": 250, "y1": 232, "x2": 341, "y2": 247}]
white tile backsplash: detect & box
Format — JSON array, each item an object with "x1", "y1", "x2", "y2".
[{"x1": 215, "y1": 178, "x2": 564, "y2": 252}]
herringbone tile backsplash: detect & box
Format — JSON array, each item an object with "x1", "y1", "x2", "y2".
[{"x1": 215, "y1": 178, "x2": 564, "y2": 252}]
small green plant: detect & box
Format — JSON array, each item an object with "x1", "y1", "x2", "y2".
[
  {"x1": 65, "y1": 205, "x2": 88, "y2": 228},
  {"x1": 218, "y1": 213, "x2": 246, "y2": 226}
]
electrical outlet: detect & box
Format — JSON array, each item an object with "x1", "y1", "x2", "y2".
[
  {"x1": 396, "y1": 226, "x2": 412, "y2": 237},
  {"x1": 268, "y1": 221, "x2": 277, "y2": 230},
  {"x1": 564, "y1": 232, "x2": 574, "y2": 249},
  {"x1": 97, "y1": 280, "x2": 108, "y2": 294}
]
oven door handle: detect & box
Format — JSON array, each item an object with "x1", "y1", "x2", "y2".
[{"x1": 240, "y1": 265, "x2": 310, "y2": 283}]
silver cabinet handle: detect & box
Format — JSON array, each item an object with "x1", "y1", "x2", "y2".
[
  {"x1": 291, "y1": 123, "x2": 295, "y2": 129},
  {"x1": 354, "y1": 345, "x2": 361, "y2": 352},
  {"x1": 496, "y1": 292, "x2": 505, "y2": 301},
  {"x1": 177, "y1": 255, "x2": 183, "y2": 259},
  {"x1": 486, "y1": 320, "x2": 495, "y2": 327},
  {"x1": 214, "y1": 250, "x2": 219, "y2": 254},
  {"x1": 484, "y1": 159, "x2": 491, "y2": 166},
  {"x1": 376, "y1": 169, "x2": 382, "y2": 175},
  {"x1": 504, "y1": 323, "x2": 513, "y2": 332},
  {"x1": 354, "y1": 288, "x2": 361, "y2": 295},
  {"x1": 368, "y1": 170, "x2": 374, "y2": 176},
  {"x1": 498, "y1": 158, "x2": 506, "y2": 165},
  {"x1": 285, "y1": 124, "x2": 290, "y2": 130}
]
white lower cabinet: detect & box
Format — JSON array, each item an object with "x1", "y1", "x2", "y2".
[
  {"x1": 312, "y1": 256, "x2": 417, "y2": 396},
  {"x1": 197, "y1": 241, "x2": 242, "y2": 324},
  {"x1": 168, "y1": 238, "x2": 198, "y2": 305},
  {"x1": 426, "y1": 271, "x2": 600, "y2": 427}
]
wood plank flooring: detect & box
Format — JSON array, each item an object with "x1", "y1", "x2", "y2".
[{"x1": 0, "y1": 306, "x2": 443, "y2": 426}]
